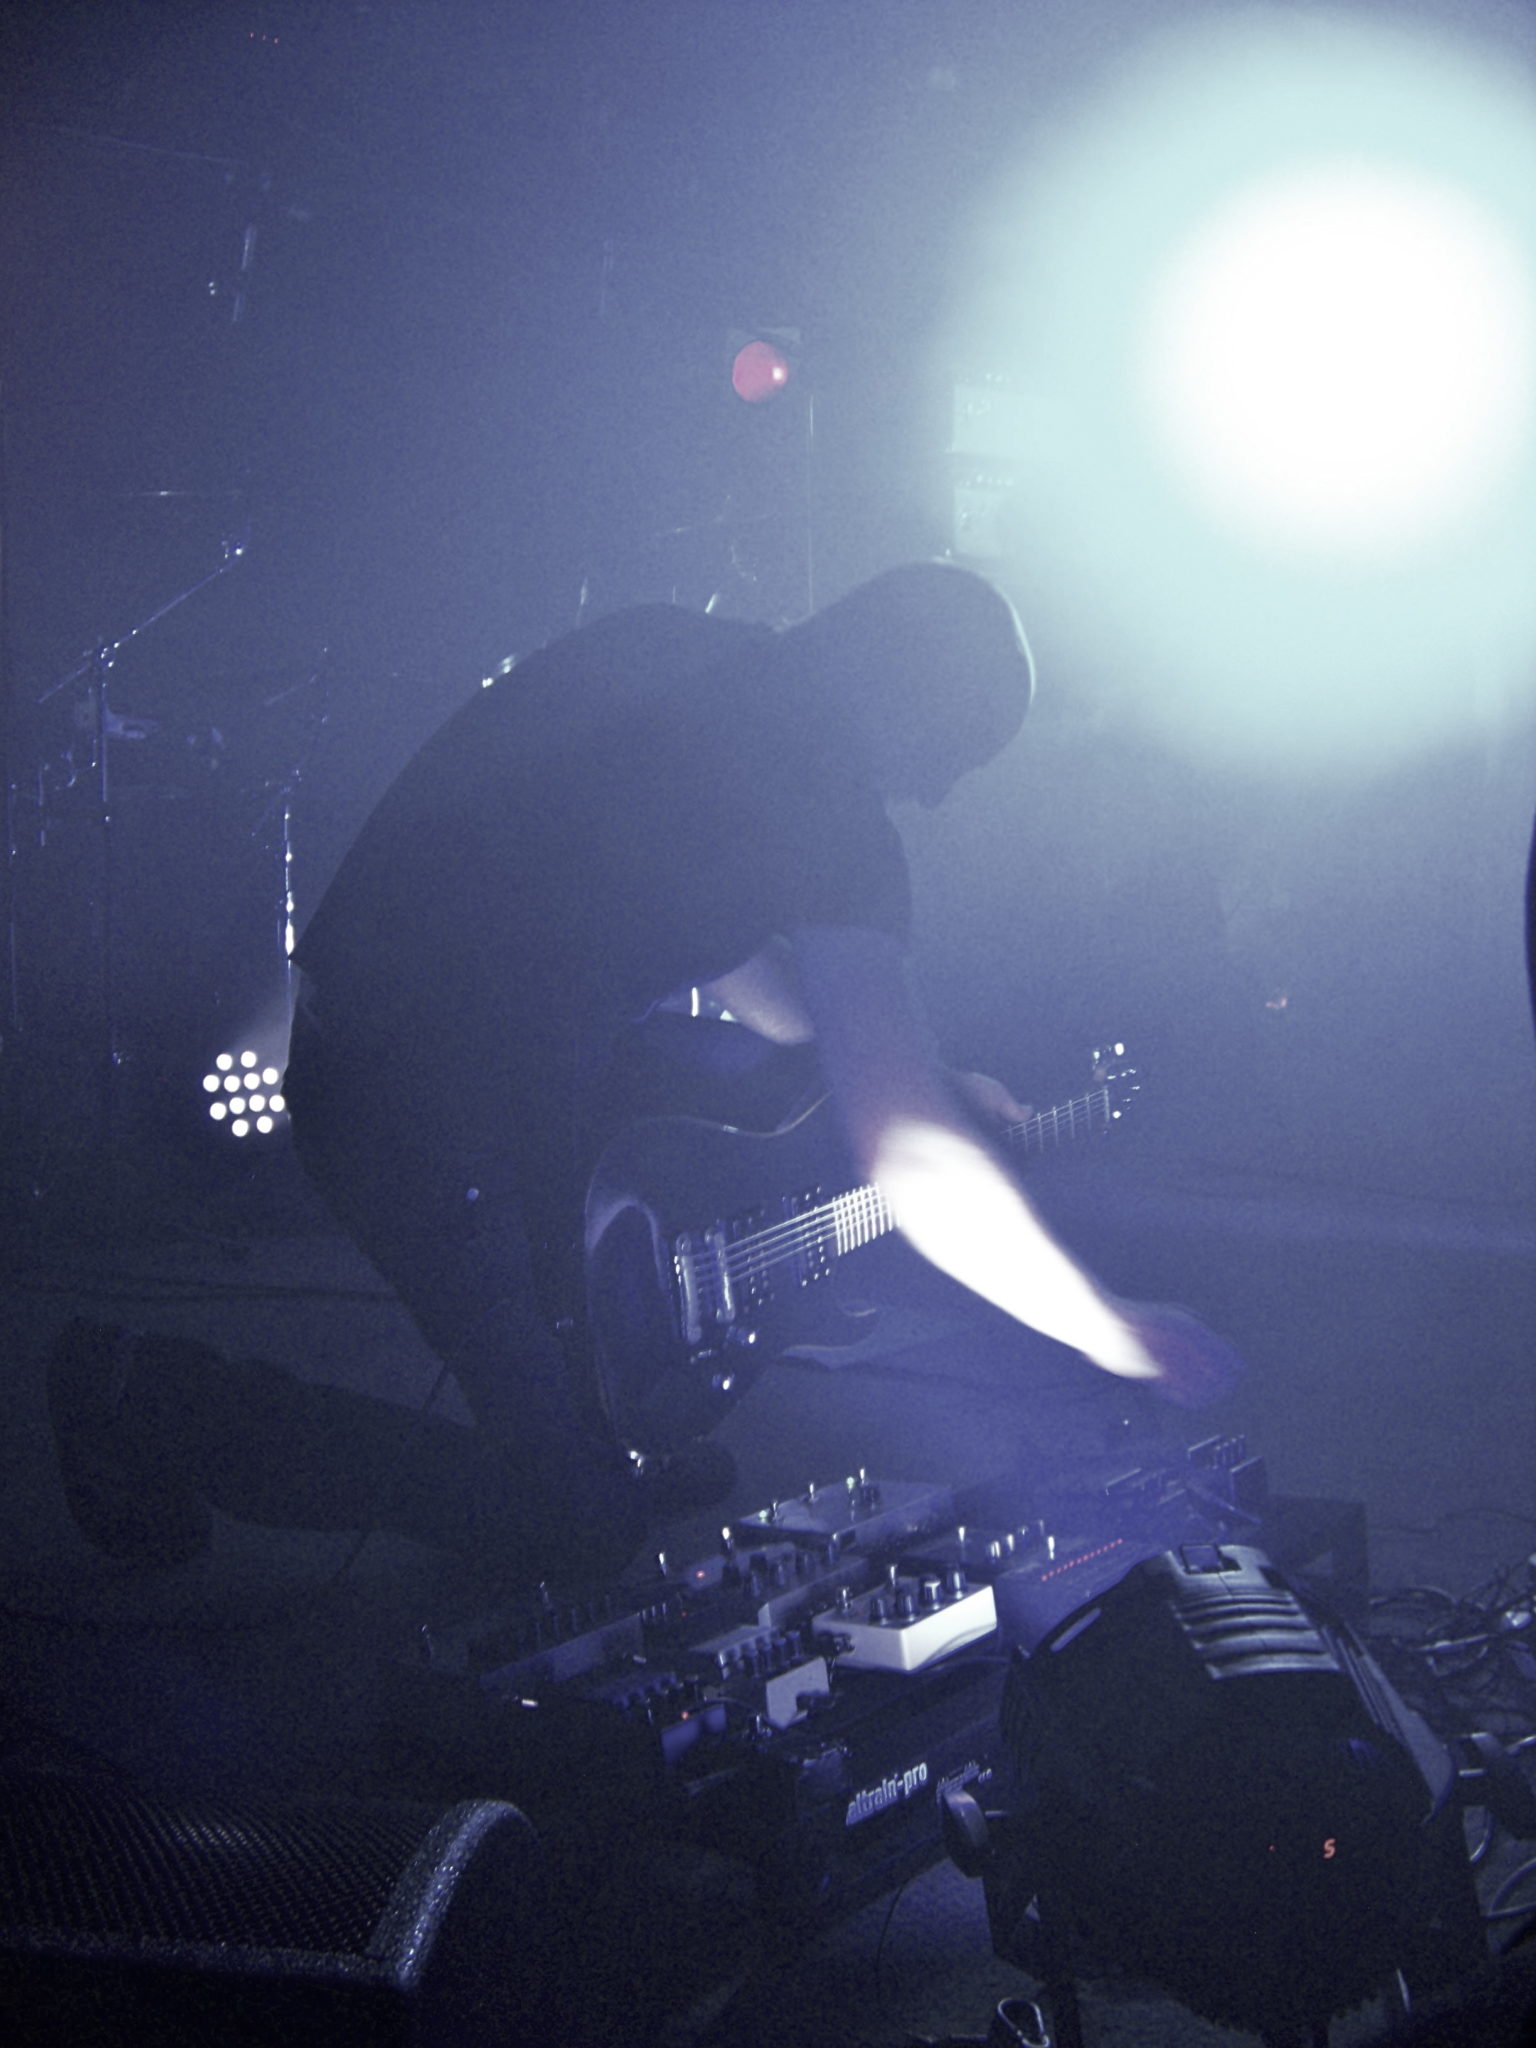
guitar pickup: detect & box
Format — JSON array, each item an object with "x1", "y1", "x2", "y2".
[{"x1": 672, "y1": 1225, "x2": 737, "y2": 1345}]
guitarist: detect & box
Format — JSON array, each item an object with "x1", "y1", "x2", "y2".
[{"x1": 48, "y1": 563, "x2": 1241, "y2": 1581}]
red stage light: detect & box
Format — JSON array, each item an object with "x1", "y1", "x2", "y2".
[{"x1": 731, "y1": 339, "x2": 791, "y2": 403}]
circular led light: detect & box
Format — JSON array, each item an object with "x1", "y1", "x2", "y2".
[{"x1": 202, "y1": 1043, "x2": 291, "y2": 1142}]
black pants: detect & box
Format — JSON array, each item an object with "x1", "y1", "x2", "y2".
[
  {"x1": 109, "y1": 1002, "x2": 638, "y2": 1582},
  {"x1": 144, "y1": 1001, "x2": 801, "y2": 1579},
  {"x1": 270, "y1": 998, "x2": 642, "y2": 1574},
  {"x1": 122, "y1": 1332, "x2": 638, "y2": 1578}
]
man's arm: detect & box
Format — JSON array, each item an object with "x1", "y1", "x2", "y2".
[
  {"x1": 696, "y1": 948, "x2": 1034, "y2": 1125},
  {"x1": 692, "y1": 937, "x2": 817, "y2": 1046},
  {"x1": 789, "y1": 923, "x2": 1240, "y2": 1399}
]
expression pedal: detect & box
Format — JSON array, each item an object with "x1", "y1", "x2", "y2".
[{"x1": 812, "y1": 1568, "x2": 997, "y2": 1673}]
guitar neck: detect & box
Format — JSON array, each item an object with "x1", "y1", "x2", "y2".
[
  {"x1": 730, "y1": 1080, "x2": 1116, "y2": 1277},
  {"x1": 1004, "y1": 1083, "x2": 1114, "y2": 1159}
]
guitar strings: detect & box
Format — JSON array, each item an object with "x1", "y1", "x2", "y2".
[
  {"x1": 683, "y1": 1085, "x2": 1114, "y2": 1303},
  {"x1": 717, "y1": 1086, "x2": 1110, "y2": 1278}
]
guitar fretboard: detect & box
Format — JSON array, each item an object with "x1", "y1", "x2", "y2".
[
  {"x1": 1003, "y1": 1083, "x2": 1115, "y2": 1156},
  {"x1": 708, "y1": 1082, "x2": 1116, "y2": 1292}
]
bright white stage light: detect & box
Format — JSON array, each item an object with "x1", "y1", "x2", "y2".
[
  {"x1": 1141, "y1": 160, "x2": 1533, "y2": 560},
  {"x1": 946, "y1": 8, "x2": 1536, "y2": 768}
]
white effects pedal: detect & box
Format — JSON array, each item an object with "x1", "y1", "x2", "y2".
[{"x1": 811, "y1": 1566, "x2": 997, "y2": 1674}]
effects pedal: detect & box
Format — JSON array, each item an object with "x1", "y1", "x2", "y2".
[
  {"x1": 734, "y1": 1475, "x2": 956, "y2": 1558},
  {"x1": 812, "y1": 1565, "x2": 998, "y2": 1673}
]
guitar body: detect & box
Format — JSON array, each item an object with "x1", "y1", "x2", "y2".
[
  {"x1": 583, "y1": 1048, "x2": 1139, "y2": 1455},
  {"x1": 585, "y1": 1098, "x2": 876, "y2": 1454}
]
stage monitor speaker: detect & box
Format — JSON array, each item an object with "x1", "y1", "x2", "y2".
[{"x1": 0, "y1": 1773, "x2": 555, "y2": 2046}]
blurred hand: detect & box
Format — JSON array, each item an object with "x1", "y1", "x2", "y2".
[
  {"x1": 952, "y1": 1069, "x2": 1032, "y2": 1126},
  {"x1": 1116, "y1": 1301, "x2": 1247, "y2": 1409}
]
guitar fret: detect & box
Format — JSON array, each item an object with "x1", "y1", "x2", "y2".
[{"x1": 831, "y1": 1184, "x2": 893, "y2": 1256}]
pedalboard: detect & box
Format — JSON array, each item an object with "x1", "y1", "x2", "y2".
[{"x1": 399, "y1": 1436, "x2": 1281, "y2": 1938}]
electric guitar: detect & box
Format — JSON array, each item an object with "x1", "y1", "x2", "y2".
[{"x1": 584, "y1": 1045, "x2": 1141, "y2": 1454}]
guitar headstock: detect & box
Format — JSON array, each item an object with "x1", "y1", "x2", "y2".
[{"x1": 1090, "y1": 1039, "x2": 1143, "y2": 1124}]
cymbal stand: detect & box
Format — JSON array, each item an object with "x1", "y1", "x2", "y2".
[
  {"x1": 1, "y1": 371, "x2": 15, "y2": 1055},
  {"x1": 25, "y1": 536, "x2": 248, "y2": 1195},
  {"x1": 247, "y1": 652, "x2": 333, "y2": 1036}
]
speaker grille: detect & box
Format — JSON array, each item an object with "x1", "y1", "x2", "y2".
[{"x1": 0, "y1": 1776, "x2": 456, "y2": 1958}]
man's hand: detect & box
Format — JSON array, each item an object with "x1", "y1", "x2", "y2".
[
  {"x1": 951, "y1": 1069, "x2": 1032, "y2": 1127},
  {"x1": 789, "y1": 925, "x2": 1242, "y2": 1396},
  {"x1": 1108, "y1": 1301, "x2": 1247, "y2": 1409}
]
